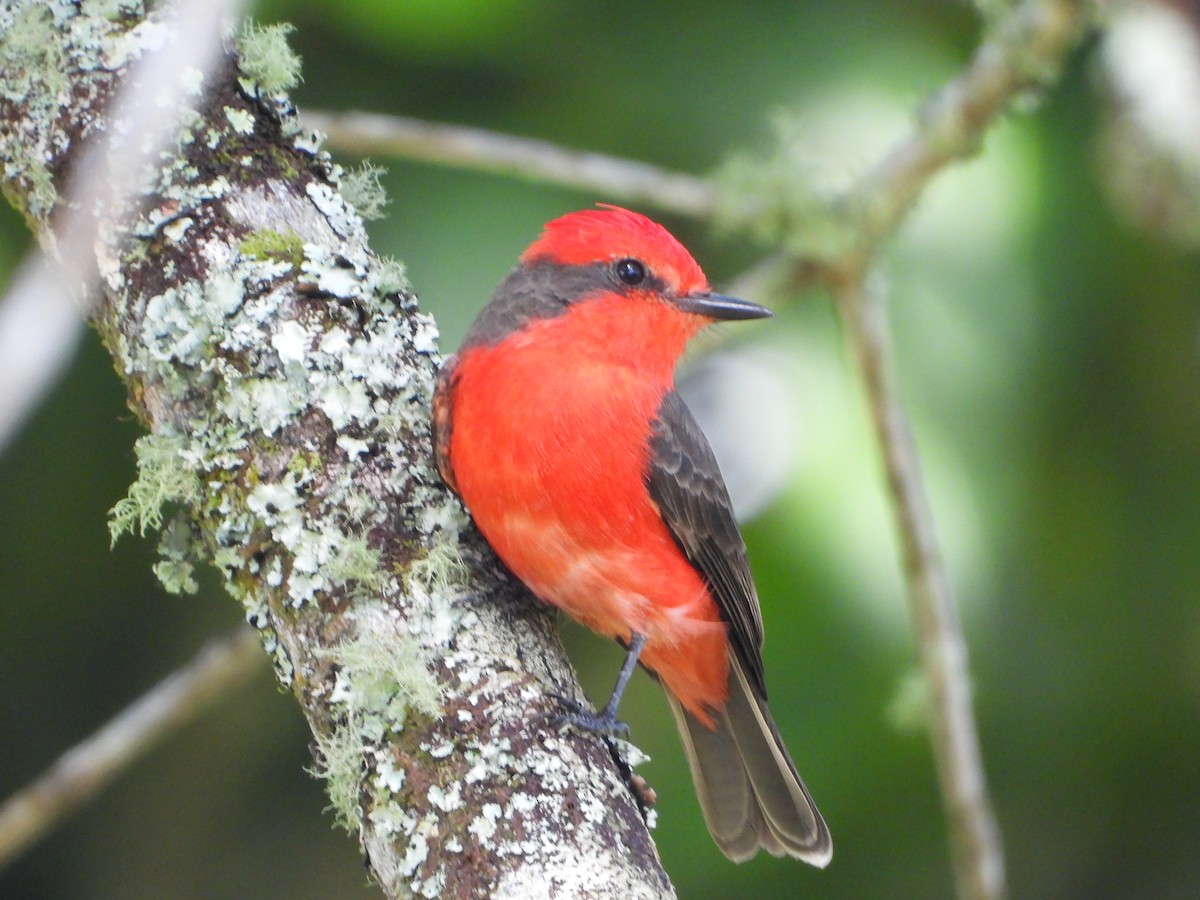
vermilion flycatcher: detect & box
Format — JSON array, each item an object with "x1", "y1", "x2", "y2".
[{"x1": 433, "y1": 206, "x2": 831, "y2": 865}]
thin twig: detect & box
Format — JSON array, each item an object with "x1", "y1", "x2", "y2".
[
  {"x1": 303, "y1": 108, "x2": 717, "y2": 219},
  {"x1": 846, "y1": 0, "x2": 1089, "y2": 263},
  {"x1": 0, "y1": 629, "x2": 264, "y2": 870},
  {"x1": 833, "y1": 272, "x2": 1005, "y2": 900},
  {"x1": 819, "y1": 5, "x2": 1089, "y2": 899}
]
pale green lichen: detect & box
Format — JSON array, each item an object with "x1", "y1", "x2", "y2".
[
  {"x1": 310, "y1": 716, "x2": 370, "y2": 832},
  {"x1": 109, "y1": 433, "x2": 202, "y2": 545},
  {"x1": 152, "y1": 514, "x2": 202, "y2": 594},
  {"x1": 327, "y1": 534, "x2": 386, "y2": 592},
  {"x1": 340, "y1": 161, "x2": 389, "y2": 221},
  {"x1": 239, "y1": 227, "x2": 304, "y2": 267},
  {"x1": 315, "y1": 626, "x2": 444, "y2": 832},
  {"x1": 151, "y1": 557, "x2": 199, "y2": 594},
  {"x1": 407, "y1": 542, "x2": 469, "y2": 596},
  {"x1": 329, "y1": 628, "x2": 443, "y2": 733},
  {"x1": 377, "y1": 255, "x2": 410, "y2": 295},
  {"x1": 714, "y1": 113, "x2": 854, "y2": 260},
  {"x1": 236, "y1": 21, "x2": 302, "y2": 95}
]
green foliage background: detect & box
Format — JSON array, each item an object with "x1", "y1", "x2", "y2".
[{"x1": 2, "y1": 2, "x2": 1198, "y2": 898}]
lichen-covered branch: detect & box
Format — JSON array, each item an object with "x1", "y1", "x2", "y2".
[{"x1": 0, "y1": 3, "x2": 672, "y2": 898}]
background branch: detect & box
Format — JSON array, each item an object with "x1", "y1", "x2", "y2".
[
  {"x1": 815, "y1": 6, "x2": 1088, "y2": 899},
  {"x1": 0, "y1": 630, "x2": 264, "y2": 870},
  {"x1": 843, "y1": 0, "x2": 1090, "y2": 263},
  {"x1": 302, "y1": 109, "x2": 716, "y2": 219},
  {"x1": 832, "y1": 272, "x2": 1005, "y2": 900}
]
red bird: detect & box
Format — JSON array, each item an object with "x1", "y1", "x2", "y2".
[{"x1": 433, "y1": 206, "x2": 831, "y2": 865}]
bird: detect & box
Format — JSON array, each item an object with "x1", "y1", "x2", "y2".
[{"x1": 432, "y1": 205, "x2": 831, "y2": 866}]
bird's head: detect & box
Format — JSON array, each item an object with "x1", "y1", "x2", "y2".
[
  {"x1": 521, "y1": 205, "x2": 770, "y2": 323},
  {"x1": 522, "y1": 204, "x2": 708, "y2": 296},
  {"x1": 458, "y1": 206, "x2": 770, "y2": 369}
]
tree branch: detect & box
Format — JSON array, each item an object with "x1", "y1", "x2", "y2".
[
  {"x1": 843, "y1": 0, "x2": 1090, "y2": 265},
  {"x1": 0, "y1": 3, "x2": 671, "y2": 897},
  {"x1": 303, "y1": 109, "x2": 716, "y2": 219},
  {"x1": 0, "y1": 629, "x2": 264, "y2": 869},
  {"x1": 815, "y1": 5, "x2": 1091, "y2": 899},
  {"x1": 832, "y1": 272, "x2": 1006, "y2": 900}
]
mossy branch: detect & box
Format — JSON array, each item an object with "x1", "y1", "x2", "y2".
[{"x1": 0, "y1": 2, "x2": 672, "y2": 897}]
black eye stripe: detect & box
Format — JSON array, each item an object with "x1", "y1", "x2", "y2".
[{"x1": 462, "y1": 260, "x2": 671, "y2": 350}]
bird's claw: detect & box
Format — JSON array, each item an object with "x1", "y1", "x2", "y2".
[{"x1": 543, "y1": 692, "x2": 631, "y2": 737}]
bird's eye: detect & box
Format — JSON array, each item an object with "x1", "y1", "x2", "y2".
[{"x1": 614, "y1": 258, "x2": 646, "y2": 286}]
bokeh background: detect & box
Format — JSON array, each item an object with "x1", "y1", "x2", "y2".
[{"x1": 3, "y1": 1, "x2": 1199, "y2": 898}]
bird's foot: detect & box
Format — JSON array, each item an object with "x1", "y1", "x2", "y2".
[{"x1": 544, "y1": 693, "x2": 631, "y2": 738}]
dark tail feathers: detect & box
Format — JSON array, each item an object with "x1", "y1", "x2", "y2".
[{"x1": 666, "y1": 651, "x2": 832, "y2": 865}]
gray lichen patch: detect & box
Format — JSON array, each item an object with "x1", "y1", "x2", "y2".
[
  {"x1": 2, "y1": 2, "x2": 672, "y2": 894},
  {"x1": 0, "y1": 0, "x2": 149, "y2": 228}
]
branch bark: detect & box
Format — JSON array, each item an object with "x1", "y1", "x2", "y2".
[{"x1": 0, "y1": 3, "x2": 671, "y2": 897}]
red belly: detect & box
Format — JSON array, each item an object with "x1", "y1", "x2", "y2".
[{"x1": 448, "y1": 335, "x2": 730, "y2": 723}]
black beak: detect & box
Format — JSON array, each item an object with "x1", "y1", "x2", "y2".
[{"x1": 673, "y1": 292, "x2": 773, "y2": 321}]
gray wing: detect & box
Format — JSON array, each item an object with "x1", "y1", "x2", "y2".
[{"x1": 646, "y1": 390, "x2": 767, "y2": 698}]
